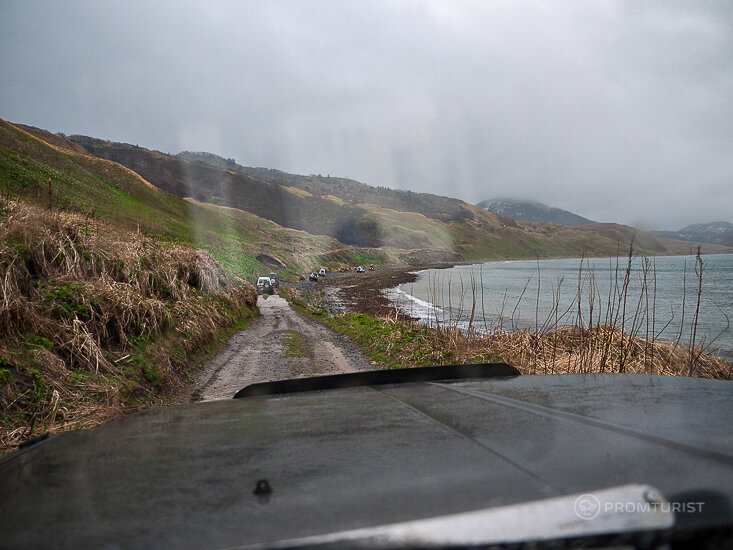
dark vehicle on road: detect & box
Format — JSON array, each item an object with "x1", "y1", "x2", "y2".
[
  {"x1": 256, "y1": 276, "x2": 274, "y2": 294},
  {"x1": 2, "y1": 366, "x2": 732, "y2": 549},
  {"x1": 369, "y1": 265, "x2": 375, "y2": 271},
  {"x1": 309, "y1": 272, "x2": 318, "y2": 281},
  {"x1": 268, "y1": 273, "x2": 279, "y2": 288}
]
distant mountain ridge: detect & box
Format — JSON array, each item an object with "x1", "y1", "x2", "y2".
[
  {"x1": 680, "y1": 221, "x2": 733, "y2": 234},
  {"x1": 176, "y1": 150, "x2": 477, "y2": 222},
  {"x1": 477, "y1": 198, "x2": 595, "y2": 226},
  {"x1": 650, "y1": 221, "x2": 733, "y2": 247}
]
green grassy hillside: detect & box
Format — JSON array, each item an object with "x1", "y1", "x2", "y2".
[
  {"x1": 66, "y1": 133, "x2": 724, "y2": 260},
  {"x1": 1, "y1": 120, "x2": 367, "y2": 279}
]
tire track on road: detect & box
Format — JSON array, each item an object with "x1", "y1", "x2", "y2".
[{"x1": 194, "y1": 294, "x2": 371, "y2": 401}]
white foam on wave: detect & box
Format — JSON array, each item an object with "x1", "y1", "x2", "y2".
[
  {"x1": 389, "y1": 286, "x2": 443, "y2": 313},
  {"x1": 384, "y1": 284, "x2": 513, "y2": 336}
]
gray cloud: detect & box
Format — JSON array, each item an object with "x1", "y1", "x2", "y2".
[{"x1": 2, "y1": 0, "x2": 732, "y2": 229}]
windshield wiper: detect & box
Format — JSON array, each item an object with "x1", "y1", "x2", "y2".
[{"x1": 233, "y1": 362, "x2": 520, "y2": 398}]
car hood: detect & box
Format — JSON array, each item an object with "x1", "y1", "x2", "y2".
[{"x1": 1, "y1": 371, "x2": 732, "y2": 548}]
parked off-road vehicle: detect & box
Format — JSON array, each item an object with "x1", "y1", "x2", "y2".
[
  {"x1": 268, "y1": 273, "x2": 279, "y2": 288},
  {"x1": 256, "y1": 276, "x2": 273, "y2": 294}
]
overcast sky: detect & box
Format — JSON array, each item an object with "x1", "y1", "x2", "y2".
[{"x1": 2, "y1": 1, "x2": 732, "y2": 230}]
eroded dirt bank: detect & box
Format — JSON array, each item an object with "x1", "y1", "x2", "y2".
[{"x1": 194, "y1": 294, "x2": 371, "y2": 401}]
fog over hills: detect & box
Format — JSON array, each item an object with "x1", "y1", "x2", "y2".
[
  {"x1": 650, "y1": 222, "x2": 733, "y2": 248},
  {"x1": 477, "y1": 199, "x2": 596, "y2": 226}
]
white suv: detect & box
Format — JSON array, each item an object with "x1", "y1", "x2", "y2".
[{"x1": 256, "y1": 276, "x2": 273, "y2": 294}]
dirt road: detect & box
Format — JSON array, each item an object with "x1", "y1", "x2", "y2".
[{"x1": 194, "y1": 294, "x2": 371, "y2": 401}]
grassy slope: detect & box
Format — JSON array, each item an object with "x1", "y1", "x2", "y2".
[
  {"x1": 71, "y1": 134, "x2": 729, "y2": 261},
  {"x1": 0, "y1": 200, "x2": 262, "y2": 455},
  {"x1": 1, "y1": 119, "x2": 359, "y2": 279}
]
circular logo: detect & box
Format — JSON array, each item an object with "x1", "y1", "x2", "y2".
[{"x1": 574, "y1": 494, "x2": 601, "y2": 520}]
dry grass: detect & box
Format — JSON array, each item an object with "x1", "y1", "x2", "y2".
[
  {"x1": 340, "y1": 308, "x2": 732, "y2": 380},
  {"x1": 0, "y1": 201, "x2": 256, "y2": 455},
  {"x1": 445, "y1": 322, "x2": 731, "y2": 379}
]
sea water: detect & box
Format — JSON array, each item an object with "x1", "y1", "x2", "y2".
[{"x1": 386, "y1": 254, "x2": 733, "y2": 360}]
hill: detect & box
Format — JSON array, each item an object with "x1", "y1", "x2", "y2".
[
  {"x1": 650, "y1": 222, "x2": 733, "y2": 247},
  {"x1": 177, "y1": 150, "x2": 480, "y2": 221},
  {"x1": 70, "y1": 137, "x2": 485, "y2": 248},
  {"x1": 67, "y1": 136, "x2": 714, "y2": 261},
  {"x1": 477, "y1": 198, "x2": 596, "y2": 226},
  {"x1": 0, "y1": 119, "x2": 282, "y2": 453},
  {"x1": 3, "y1": 121, "x2": 381, "y2": 279}
]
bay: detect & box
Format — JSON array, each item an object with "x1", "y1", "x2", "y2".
[{"x1": 387, "y1": 253, "x2": 733, "y2": 360}]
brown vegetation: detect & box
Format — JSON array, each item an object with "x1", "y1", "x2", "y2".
[
  {"x1": 318, "y1": 308, "x2": 732, "y2": 381},
  {"x1": 0, "y1": 201, "x2": 257, "y2": 454}
]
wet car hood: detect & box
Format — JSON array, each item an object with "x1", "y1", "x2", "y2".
[{"x1": 1, "y1": 369, "x2": 732, "y2": 549}]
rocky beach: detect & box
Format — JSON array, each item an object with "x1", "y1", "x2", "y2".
[{"x1": 291, "y1": 265, "x2": 443, "y2": 319}]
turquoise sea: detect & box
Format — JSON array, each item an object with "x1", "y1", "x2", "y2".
[{"x1": 387, "y1": 254, "x2": 733, "y2": 360}]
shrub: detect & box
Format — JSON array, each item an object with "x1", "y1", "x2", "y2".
[
  {"x1": 0, "y1": 369, "x2": 12, "y2": 384},
  {"x1": 27, "y1": 335, "x2": 52, "y2": 350}
]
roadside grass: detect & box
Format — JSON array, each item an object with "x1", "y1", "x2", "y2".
[
  {"x1": 324, "y1": 313, "x2": 443, "y2": 369},
  {"x1": 280, "y1": 288, "x2": 434, "y2": 369},
  {"x1": 279, "y1": 288, "x2": 328, "y2": 319}
]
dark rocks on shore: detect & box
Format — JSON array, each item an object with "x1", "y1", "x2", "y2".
[{"x1": 295, "y1": 265, "x2": 427, "y2": 319}]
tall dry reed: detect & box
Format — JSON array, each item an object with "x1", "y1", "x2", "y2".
[{"x1": 393, "y1": 245, "x2": 731, "y2": 379}]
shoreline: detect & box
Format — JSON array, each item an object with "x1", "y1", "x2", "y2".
[
  {"x1": 286, "y1": 263, "x2": 732, "y2": 380},
  {"x1": 312, "y1": 250, "x2": 733, "y2": 320},
  {"x1": 297, "y1": 257, "x2": 733, "y2": 362},
  {"x1": 310, "y1": 264, "x2": 437, "y2": 319},
  {"x1": 305, "y1": 250, "x2": 733, "y2": 319}
]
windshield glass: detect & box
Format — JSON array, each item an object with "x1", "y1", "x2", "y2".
[{"x1": 1, "y1": 1, "x2": 731, "y2": 547}]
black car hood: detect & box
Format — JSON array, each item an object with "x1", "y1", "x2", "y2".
[{"x1": 1, "y1": 371, "x2": 732, "y2": 548}]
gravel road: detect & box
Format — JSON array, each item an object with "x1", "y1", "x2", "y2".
[{"x1": 194, "y1": 293, "x2": 371, "y2": 401}]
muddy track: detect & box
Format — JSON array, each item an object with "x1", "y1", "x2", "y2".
[{"x1": 193, "y1": 294, "x2": 371, "y2": 401}]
